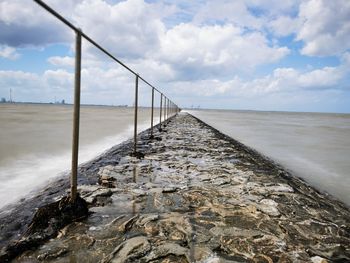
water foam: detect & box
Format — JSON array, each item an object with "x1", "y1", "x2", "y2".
[{"x1": 0, "y1": 119, "x2": 156, "y2": 209}]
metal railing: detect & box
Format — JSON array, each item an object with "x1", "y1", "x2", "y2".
[{"x1": 33, "y1": 0, "x2": 180, "y2": 203}]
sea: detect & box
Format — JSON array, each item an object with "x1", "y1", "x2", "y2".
[
  {"x1": 0, "y1": 103, "x2": 159, "y2": 209},
  {"x1": 189, "y1": 109, "x2": 350, "y2": 206},
  {"x1": 0, "y1": 104, "x2": 349, "y2": 209}
]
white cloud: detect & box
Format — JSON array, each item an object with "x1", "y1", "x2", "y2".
[
  {"x1": 0, "y1": 0, "x2": 73, "y2": 47},
  {"x1": 0, "y1": 45, "x2": 19, "y2": 60},
  {"x1": 0, "y1": 70, "x2": 42, "y2": 101},
  {"x1": 1, "y1": 51, "x2": 348, "y2": 110},
  {"x1": 0, "y1": 68, "x2": 134, "y2": 105},
  {"x1": 43, "y1": 69, "x2": 74, "y2": 91},
  {"x1": 170, "y1": 54, "x2": 349, "y2": 100},
  {"x1": 297, "y1": 0, "x2": 350, "y2": 56},
  {"x1": 246, "y1": 0, "x2": 301, "y2": 15},
  {"x1": 244, "y1": 63, "x2": 347, "y2": 95},
  {"x1": 48, "y1": 56, "x2": 74, "y2": 67},
  {"x1": 268, "y1": 16, "x2": 300, "y2": 37},
  {"x1": 168, "y1": 78, "x2": 239, "y2": 97},
  {"x1": 0, "y1": 70, "x2": 38, "y2": 86},
  {"x1": 1, "y1": 0, "x2": 290, "y2": 77},
  {"x1": 1, "y1": 0, "x2": 349, "y2": 112},
  {"x1": 71, "y1": 0, "x2": 166, "y2": 59},
  {"x1": 128, "y1": 59, "x2": 176, "y2": 82},
  {"x1": 298, "y1": 67, "x2": 343, "y2": 88},
  {"x1": 155, "y1": 23, "x2": 289, "y2": 78},
  {"x1": 192, "y1": 0, "x2": 262, "y2": 29}
]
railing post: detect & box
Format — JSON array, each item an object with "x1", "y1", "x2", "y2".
[
  {"x1": 70, "y1": 29, "x2": 82, "y2": 203},
  {"x1": 163, "y1": 96, "x2": 166, "y2": 122},
  {"x1": 133, "y1": 74, "x2": 139, "y2": 154},
  {"x1": 165, "y1": 98, "x2": 167, "y2": 120},
  {"x1": 159, "y1": 93, "x2": 162, "y2": 130},
  {"x1": 150, "y1": 87, "x2": 154, "y2": 138}
]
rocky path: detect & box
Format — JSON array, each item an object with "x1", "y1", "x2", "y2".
[{"x1": 12, "y1": 113, "x2": 350, "y2": 262}]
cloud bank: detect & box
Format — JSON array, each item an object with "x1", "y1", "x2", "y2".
[{"x1": 0, "y1": 0, "x2": 349, "y2": 112}]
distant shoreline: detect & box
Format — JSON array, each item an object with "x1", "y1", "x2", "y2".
[
  {"x1": 0, "y1": 101, "x2": 130, "y2": 108},
  {"x1": 1, "y1": 100, "x2": 349, "y2": 114}
]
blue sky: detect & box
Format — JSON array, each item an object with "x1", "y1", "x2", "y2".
[{"x1": 0, "y1": 0, "x2": 349, "y2": 112}]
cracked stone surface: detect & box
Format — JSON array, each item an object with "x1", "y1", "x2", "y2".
[{"x1": 7, "y1": 113, "x2": 350, "y2": 262}]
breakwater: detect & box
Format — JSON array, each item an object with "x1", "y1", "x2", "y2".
[{"x1": 1, "y1": 113, "x2": 350, "y2": 262}]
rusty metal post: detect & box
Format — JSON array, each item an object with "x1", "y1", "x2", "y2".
[
  {"x1": 163, "y1": 97, "x2": 166, "y2": 121},
  {"x1": 70, "y1": 30, "x2": 82, "y2": 203},
  {"x1": 150, "y1": 87, "x2": 154, "y2": 138},
  {"x1": 159, "y1": 93, "x2": 162, "y2": 129},
  {"x1": 133, "y1": 74, "x2": 139, "y2": 154}
]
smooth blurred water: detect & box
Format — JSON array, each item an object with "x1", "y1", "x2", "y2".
[
  {"x1": 0, "y1": 103, "x2": 159, "y2": 208},
  {"x1": 189, "y1": 109, "x2": 350, "y2": 206}
]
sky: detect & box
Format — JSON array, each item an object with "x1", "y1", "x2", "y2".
[{"x1": 0, "y1": 0, "x2": 350, "y2": 113}]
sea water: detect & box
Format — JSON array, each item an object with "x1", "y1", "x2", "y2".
[
  {"x1": 0, "y1": 103, "x2": 159, "y2": 209},
  {"x1": 189, "y1": 109, "x2": 350, "y2": 206}
]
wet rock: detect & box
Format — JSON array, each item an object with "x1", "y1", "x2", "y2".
[
  {"x1": 130, "y1": 151, "x2": 145, "y2": 159},
  {"x1": 253, "y1": 254, "x2": 274, "y2": 263},
  {"x1": 266, "y1": 183, "x2": 294, "y2": 193},
  {"x1": 311, "y1": 256, "x2": 328, "y2": 263},
  {"x1": 118, "y1": 215, "x2": 139, "y2": 233},
  {"x1": 80, "y1": 187, "x2": 113, "y2": 205},
  {"x1": 37, "y1": 247, "x2": 68, "y2": 261},
  {"x1": 210, "y1": 226, "x2": 262, "y2": 238},
  {"x1": 101, "y1": 236, "x2": 151, "y2": 263},
  {"x1": 149, "y1": 187, "x2": 163, "y2": 194},
  {"x1": 4, "y1": 113, "x2": 350, "y2": 263},
  {"x1": 258, "y1": 199, "x2": 280, "y2": 217},
  {"x1": 106, "y1": 215, "x2": 125, "y2": 227},
  {"x1": 145, "y1": 242, "x2": 189, "y2": 262},
  {"x1": 65, "y1": 234, "x2": 95, "y2": 251},
  {"x1": 136, "y1": 214, "x2": 159, "y2": 226},
  {"x1": 131, "y1": 189, "x2": 147, "y2": 197},
  {"x1": 0, "y1": 195, "x2": 88, "y2": 262},
  {"x1": 162, "y1": 186, "x2": 178, "y2": 193},
  {"x1": 57, "y1": 222, "x2": 88, "y2": 238},
  {"x1": 98, "y1": 165, "x2": 118, "y2": 177},
  {"x1": 98, "y1": 174, "x2": 117, "y2": 188}
]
